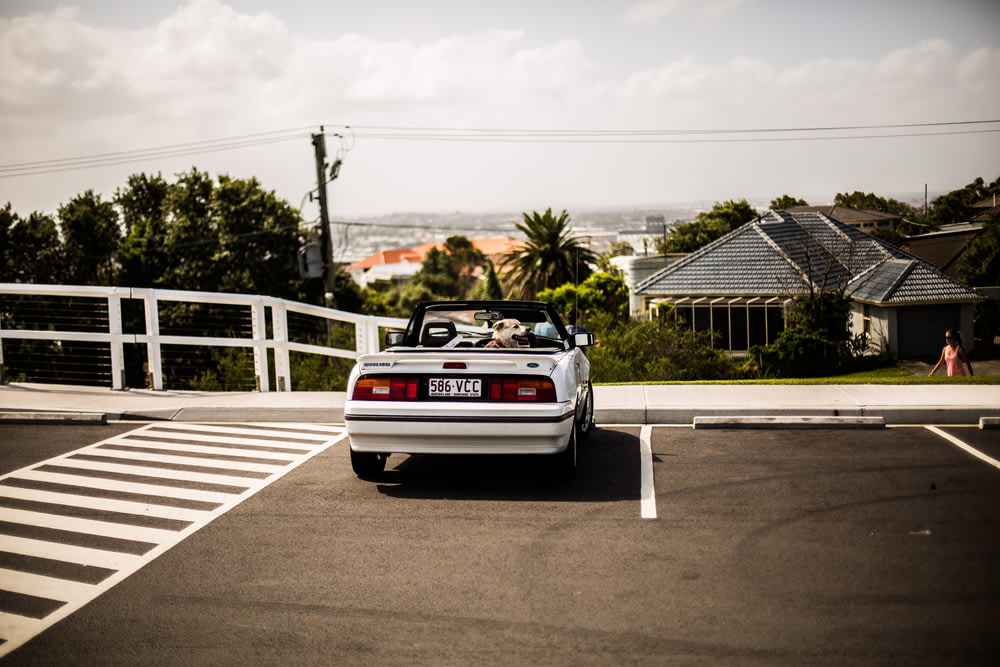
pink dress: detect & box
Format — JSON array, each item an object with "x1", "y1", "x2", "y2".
[{"x1": 945, "y1": 345, "x2": 965, "y2": 376}]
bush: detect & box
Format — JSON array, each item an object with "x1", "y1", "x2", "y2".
[{"x1": 586, "y1": 312, "x2": 740, "y2": 382}]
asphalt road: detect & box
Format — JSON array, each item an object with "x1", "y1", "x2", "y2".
[{"x1": 1, "y1": 423, "x2": 999, "y2": 665}]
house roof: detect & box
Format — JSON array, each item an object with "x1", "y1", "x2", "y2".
[
  {"x1": 635, "y1": 211, "x2": 982, "y2": 306},
  {"x1": 411, "y1": 237, "x2": 523, "y2": 260},
  {"x1": 786, "y1": 205, "x2": 901, "y2": 224},
  {"x1": 350, "y1": 237, "x2": 523, "y2": 271},
  {"x1": 349, "y1": 248, "x2": 422, "y2": 270}
]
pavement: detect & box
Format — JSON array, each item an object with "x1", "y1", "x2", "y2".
[{"x1": 1, "y1": 381, "x2": 998, "y2": 428}]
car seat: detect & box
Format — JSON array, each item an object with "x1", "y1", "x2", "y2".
[{"x1": 419, "y1": 319, "x2": 458, "y2": 347}]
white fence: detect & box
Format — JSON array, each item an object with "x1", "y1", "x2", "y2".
[{"x1": 0, "y1": 284, "x2": 408, "y2": 391}]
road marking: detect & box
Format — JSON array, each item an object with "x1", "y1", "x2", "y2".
[
  {"x1": 640, "y1": 425, "x2": 657, "y2": 519},
  {"x1": 925, "y1": 425, "x2": 1000, "y2": 471},
  {"x1": 0, "y1": 422, "x2": 346, "y2": 658}
]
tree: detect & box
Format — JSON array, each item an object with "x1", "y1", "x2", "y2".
[
  {"x1": 834, "y1": 191, "x2": 917, "y2": 218},
  {"x1": 928, "y1": 176, "x2": 1000, "y2": 225},
  {"x1": 501, "y1": 208, "x2": 597, "y2": 300},
  {"x1": 116, "y1": 173, "x2": 170, "y2": 288},
  {"x1": 160, "y1": 168, "x2": 217, "y2": 292},
  {"x1": 770, "y1": 195, "x2": 807, "y2": 209},
  {"x1": 1, "y1": 205, "x2": 63, "y2": 284},
  {"x1": 58, "y1": 190, "x2": 121, "y2": 285},
  {"x1": 468, "y1": 259, "x2": 504, "y2": 300},
  {"x1": 211, "y1": 174, "x2": 304, "y2": 298},
  {"x1": 656, "y1": 199, "x2": 757, "y2": 254},
  {"x1": 958, "y1": 210, "x2": 1000, "y2": 346},
  {"x1": 536, "y1": 271, "x2": 629, "y2": 320}
]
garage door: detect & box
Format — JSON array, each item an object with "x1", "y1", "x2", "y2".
[{"x1": 895, "y1": 304, "x2": 961, "y2": 359}]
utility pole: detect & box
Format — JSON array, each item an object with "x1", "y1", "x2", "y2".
[{"x1": 312, "y1": 127, "x2": 337, "y2": 309}]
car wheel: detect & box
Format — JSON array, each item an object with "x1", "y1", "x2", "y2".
[
  {"x1": 553, "y1": 428, "x2": 577, "y2": 480},
  {"x1": 351, "y1": 449, "x2": 388, "y2": 478},
  {"x1": 576, "y1": 385, "x2": 594, "y2": 439}
]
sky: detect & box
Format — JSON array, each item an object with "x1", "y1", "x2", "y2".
[{"x1": 1, "y1": 0, "x2": 998, "y2": 225}]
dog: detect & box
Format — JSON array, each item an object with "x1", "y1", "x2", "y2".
[{"x1": 485, "y1": 318, "x2": 532, "y2": 348}]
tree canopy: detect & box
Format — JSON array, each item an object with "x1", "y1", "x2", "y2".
[
  {"x1": 656, "y1": 199, "x2": 758, "y2": 254},
  {"x1": 770, "y1": 194, "x2": 808, "y2": 209},
  {"x1": 501, "y1": 208, "x2": 597, "y2": 300},
  {"x1": 0, "y1": 168, "x2": 363, "y2": 308}
]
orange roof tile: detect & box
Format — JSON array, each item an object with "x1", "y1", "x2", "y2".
[{"x1": 348, "y1": 248, "x2": 422, "y2": 270}]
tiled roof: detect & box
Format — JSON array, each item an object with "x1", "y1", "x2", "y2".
[
  {"x1": 635, "y1": 211, "x2": 982, "y2": 306},
  {"x1": 786, "y1": 205, "x2": 901, "y2": 223},
  {"x1": 348, "y1": 248, "x2": 422, "y2": 270},
  {"x1": 353, "y1": 237, "x2": 524, "y2": 271}
]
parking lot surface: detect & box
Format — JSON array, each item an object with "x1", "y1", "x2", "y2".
[{"x1": 1, "y1": 423, "x2": 998, "y2": 664}]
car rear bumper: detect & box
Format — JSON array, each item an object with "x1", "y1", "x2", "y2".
[{"x1": 345, "y1": 400, "x2": 575, "y2": 454}]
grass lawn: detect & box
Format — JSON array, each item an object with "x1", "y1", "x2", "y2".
[{"x1": 599, "y1": 361, "x2": 1000, "y2": 386}]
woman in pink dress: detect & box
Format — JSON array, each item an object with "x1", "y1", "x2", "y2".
[{"x1": 928, "y1": 329, "x2": 975, "y2": 376}]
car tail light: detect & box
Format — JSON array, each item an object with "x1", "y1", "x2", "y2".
[
  {"x1": 489, "y1": 377, "x2": 556, "y2": 402},
  {"x1": 352, "y1": 376, "x2": 419, "y2": 400}
]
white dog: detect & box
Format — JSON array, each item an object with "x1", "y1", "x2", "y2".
[{"x1": 485, "y1": 318, "x2": 532, "y2": 348}]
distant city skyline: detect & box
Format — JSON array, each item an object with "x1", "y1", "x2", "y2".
[{"x1": 1, "y1": 0, "x2": 998, "y2": 222}]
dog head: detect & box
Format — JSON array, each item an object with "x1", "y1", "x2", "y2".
[{"x1": 490, "y1": 318, "x2": 531, "y2": 347}]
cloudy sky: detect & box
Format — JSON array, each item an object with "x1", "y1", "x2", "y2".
[{"x1": 1, "y1": 0, "x2": 998, "y2": 224}]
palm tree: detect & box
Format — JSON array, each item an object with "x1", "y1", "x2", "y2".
[{"x1": 501, "y1": 208, "x2": 597, "y2": 300}]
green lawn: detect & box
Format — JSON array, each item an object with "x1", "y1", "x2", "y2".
[{"x1": 599, "y1": 363, "x2": 1000, "y2": 386}]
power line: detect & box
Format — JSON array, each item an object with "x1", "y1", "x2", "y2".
[
  {"x1": 0, "y1": 127, "x2": 313, "y2": 178},
  {"x1": 2, "y1": 119, "x2": 997, "y2": 179}
]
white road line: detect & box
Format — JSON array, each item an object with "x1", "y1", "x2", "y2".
[
  {"x1": 153, "y1": 422, "x2": 343, "y2": 439},
  {"x1": 79, "y1": 447, "x2": 290, "y2": 473},
  {"x1": 46, "y1": 458, "x2": 262, "y2": 487},
  {"x1": 99, "y1": 438, "x2": 301, "y2": 461},
  {"x1": 0, "y1": 535, "x2": 144, "y2": 570},
  {"x1": 0, "y1": 508, "x2": 179, "y2": 544},
  {"x1": 113, "y1": 427, "x2": 323, "y2": 450},
  {"x1": 12, "y1": 469, "x2": 243, "y2": 504},
  {"x1": 925, "y1": 425, "x2": 1000, "y2": 470},
  {"x1": 0, "y1": 568, "x2": 98, "y2": 602},
  {"x1": 640, "y1": 425, "x2": 657, "y2": 519},
  {"x1": 0, "y1": 486, "x2": 208, "y2": 522},
  {"x1": 0, "y1": 424, "x2": 348, "y2": 658}
]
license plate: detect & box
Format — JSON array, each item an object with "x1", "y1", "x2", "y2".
[{"x1": 428, "y1": 377, "x2": 481, "y2": 398}]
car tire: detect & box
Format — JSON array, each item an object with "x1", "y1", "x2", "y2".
[
  {"x1": 576, "y1": 385, "x2": 594, "y2": 439},
  {"x1": 553, "y1": 428, "x2": 577, "y2": 480},
  {"x1": 351, "y1": 449, "x2": 388, "y2": 478}
]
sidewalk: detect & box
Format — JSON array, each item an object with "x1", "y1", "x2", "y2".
[{"x1": 1, "y1": 382, "x2": 998, "y2": 426}]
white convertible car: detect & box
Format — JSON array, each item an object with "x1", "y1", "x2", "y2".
[{"x1": 345, "y1": 300, "x2": 596, "y2": 478}]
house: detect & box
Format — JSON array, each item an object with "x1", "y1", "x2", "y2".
[
  {"x1": 348, "y1": 237, "x2": 523, "y2": 289},
  {"x1": 786, "y1": 205, "x2": 900, "y2": 232},
  {"x1": 904, "y1": 222, "x2": 983, "y2": 280},
  {"x1": 633, "y1": 211, "x2": 983, "y2": 358}
]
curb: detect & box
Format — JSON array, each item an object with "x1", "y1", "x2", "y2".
[
  {"x1": 693, "y1": 415, "x2": 886, "y2": 429},
  {"x1": 0, "y1": 411, "x2": 107, "y2": 425}
]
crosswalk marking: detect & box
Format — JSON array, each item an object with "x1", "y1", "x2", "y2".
[
  {"x1": 11, "y1": 469, "x2": 244, "y2": 503},
  {"x1": 0, "y1": 422, "x2": 346, "y2": 658},
  {"x1": 0, "y1": 486, "x2": 215, "y2": 522}
]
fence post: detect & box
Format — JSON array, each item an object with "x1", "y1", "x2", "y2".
[
  {"x1": 251, "y1": 298, "x2": 270, "y2": 392},
  {"x1": 108, "y1": 289, "x2": 125, "y2": 390},
  {"x1": 271, "y1": 300, "x2": 291, "y2": 392},
  {"x1": 355, "y1": 315, "x2": 380, "y2": 355},
  {"x1": 144, "y1": 291, "x2": 164, "y2": 390}
]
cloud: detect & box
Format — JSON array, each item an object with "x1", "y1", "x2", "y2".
[
  {"x1": 0, "y1": 0, "x2": 997, "y2": 218},
  {"x1": 621, "y1": 0, "x2": 750, "y2": 23},
  {"x1": 618, "y1": 42, "x2": 1000, "y2": 126}
]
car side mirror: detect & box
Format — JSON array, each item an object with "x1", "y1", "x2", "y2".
[
  {"x1": 385, "y1": 330, "x2": 406, "y2": 347},
  {"x1": 573, "y1": 332, "x2": 595, "y2": 347}
]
